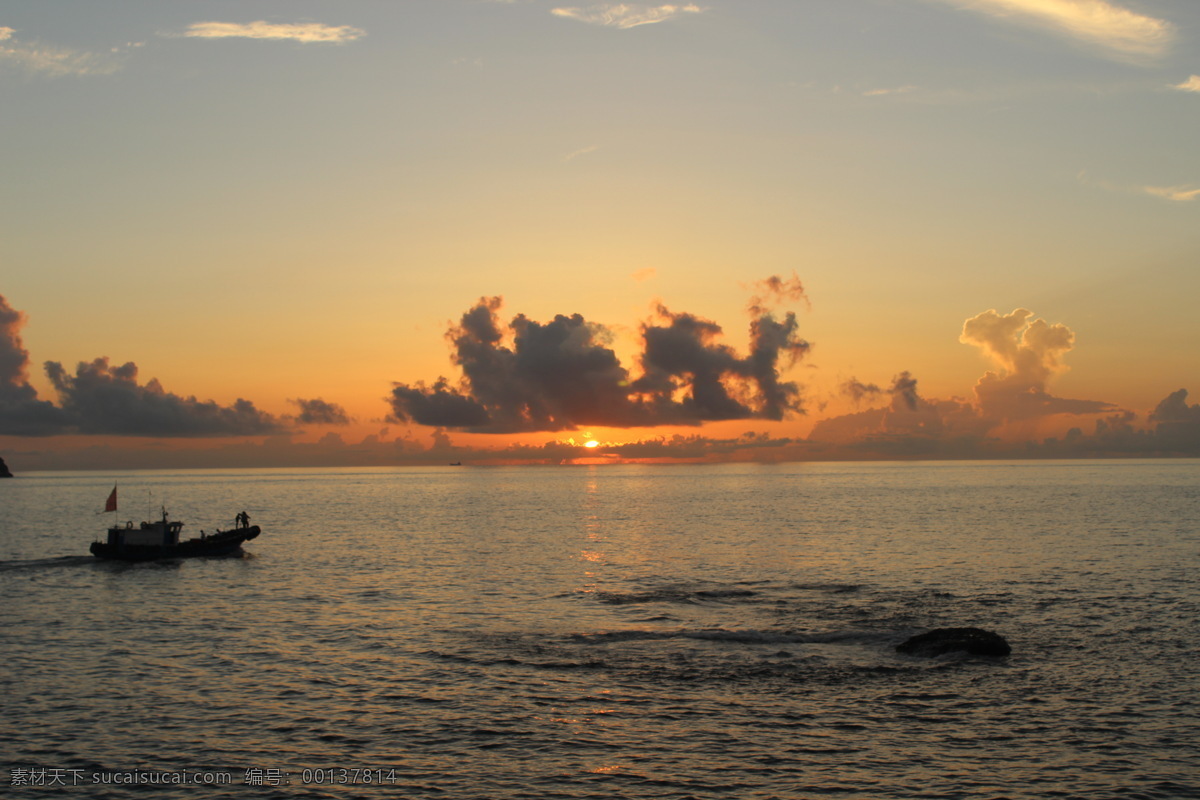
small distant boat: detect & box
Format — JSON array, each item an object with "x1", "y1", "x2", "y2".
[
  {"x1": 90, "y1": 508, "x2": 261, "y2": 562},
  {"x1": 449, "y1": 461, "x2": 462, "y2": 466}
]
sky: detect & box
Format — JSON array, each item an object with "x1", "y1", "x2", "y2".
[{"x1": 1, "y1": 0, "x2": 1198, "y2": 469}]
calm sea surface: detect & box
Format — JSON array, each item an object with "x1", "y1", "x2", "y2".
[{"x1": 1, "y1": 461, "x2": 1197, "y2": 799}]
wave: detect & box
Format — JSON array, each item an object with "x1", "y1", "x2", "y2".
[
  {"x1": 567, "y1": 627, "x2": 889, "y2": 647},
  {"x1": 573, "y1": 582, "x2": 865, "y2": 606},
  {"x1": 580, "y1": 585, "x2": 760, "y2": 606}
]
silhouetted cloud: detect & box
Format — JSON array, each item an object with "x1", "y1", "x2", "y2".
[
  {"x1": 815, "y1": 372, "x2": 987, "y2": 447},
  {"x1": 0, "y1": 294, "x2": 69, "y2": 435},
  {"x1": 289, "y1": 397, "x2": 350, "y2": 425},
  {"x1": 44, "y1": 357, "x2": 282, "y2": 437},
  {"x1": 841, "y1": 378, "x2": 883, "y2": 404},
  {"x1": 179, "y1": 21, "x2": 365, "y2": 44},
  {"x1": 390, "y1": 284, "x2": 811, "y2": 432},
  {"x1": 747, "y1": 272, "x2": 810, "y2": 316},
  {"x1": 888, "y1": 371, "x2": 919, "y2": 411},
  {"x1": 1148, "y1": 389, "x2": 1200, "y2": 449}
]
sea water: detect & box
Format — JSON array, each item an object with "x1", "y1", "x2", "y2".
[{"x1": 0, "y1": 461, "x2": 1197, "y2": 799}]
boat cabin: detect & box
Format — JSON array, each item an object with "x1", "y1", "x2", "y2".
[{"x1": 106, "y1": 514, "x2": 183, "y2": 548}]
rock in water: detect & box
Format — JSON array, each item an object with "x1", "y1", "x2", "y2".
[
  {"x1": 0, "y1": 457, "x2": 12, "y2": 478},
  {"x1": 896, "y1": 627, "x2": 1011, "y2": 657}
]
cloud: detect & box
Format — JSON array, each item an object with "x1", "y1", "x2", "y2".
[
  {"x1": 0, "y1": 28, "x2": 124, "y2": 77},
  {"x1": 1147, "y1": 389, "x2": 1200, "y2": 449},
  {"x1": 863, "y1": 85, "x2": 918, "y2": 97},
  {"x1": 44, "y1": 357, "x2": 283, "y2": 437},
  {"x1": 747, "y1": 272, "x2": 809, "y2": 316},
  {"x1": 389, "y1": 282, "x2": 811, "y2": 432},
  {"x1": 812, "y1": 308, "x2": 1120, "y2": 454},
  {"x1": 1142, "y1": 185, "x2": 1200, "y2": 202},
  {"x1": 960, "y1": 307, "x2": 1114, "y2": 420},
  {"x1": 1080, "y1": 171, "x2": 1200, "y2": 203},
  {"x1": 0, "y1": 294, "x2": 69, "y2": 435},
  {"x1": 551, "y1": 3, "x2": 702, "y2": 29},
  {"x1": 841, "y1": 378, "x2": 883, "y2": 405},
  {"x1": 1149, "y1": 389, "x2": 1200, "y2": 425},
  {"x1": 289, "y1": 398, "x2": 350, "y2": 425},
  {"x1": 1173, "y1": 75, "x2": 1200, "y2": 93},
  {"x1": 632, "y1": 267, "x2": 657, "y2": 283},
  {"x1": 564, "y1": 144, "x2": 599, "y2": 162},
  {"x1": 180, "y1": 21, "x2": 365, "y2": 44},
  {"x1": 940, "y1": 0, "x2": 1174, "y2": 59}
]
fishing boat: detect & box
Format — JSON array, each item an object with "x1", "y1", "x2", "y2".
[
  {"x1": 91, "y1": 509, "x2": 261, "y2": 561},
  {"x1": 91, "y1": 487, "x2": 261, "y2": 561}
]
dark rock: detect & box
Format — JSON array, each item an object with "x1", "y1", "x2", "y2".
[
  {"x1": 0, "y1": 457, "x2": 12, "y2": 478},
  {"x1": 896, "y1": 627, "x2": 1010, "y2": 657}
]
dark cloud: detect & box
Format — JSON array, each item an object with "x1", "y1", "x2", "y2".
[
  {"x1": 1149, "y1": 389, "x2": 1200, "y2": 449},
  {"x1": 633, "y1": 305, "x2": 757, "y2": 422},
  {"x1": 747, "y1": 272, "x2": 810, "y2": 316},
  {"x1": 0, "y1": 294, "x2": 70, "y2": 435},
  {"x1": 289, "y1": 397, "x2": 351, "y2": 425},
  {"x1": 45, "y1": 357, "x2": 282, "y2": 437},
  {"x1": 889, "y1": 371, "x2": 919, "y2": 412},
  {"x1": 748, "y1": 311, "x2": 810, "y2": 419},
  {"x1": 841, "y1": 378, "x2": 883, "y2": 404},
  {"x1": 390, "y1": 378, "x2": 492, "y2": 428},
  {"x1": 1149, "y1": 388, "x2": 1200, "y2": 424},
  {"x1": 390, "y1": 284, "x2": 812, "y2": 432}
]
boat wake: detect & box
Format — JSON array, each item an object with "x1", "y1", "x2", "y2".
[{"x1": 0, "y1": 555, "x2": 97, "y2": 572}]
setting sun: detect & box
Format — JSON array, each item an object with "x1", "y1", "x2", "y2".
[{"x1": 584, "y1": 440, "x2": 600, "y2": 448}]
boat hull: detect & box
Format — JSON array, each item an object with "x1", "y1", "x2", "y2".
[{"x1": 90, "y1": 526, "x2": 261, "y2": 561}]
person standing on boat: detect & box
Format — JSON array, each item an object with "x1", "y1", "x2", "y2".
[{"x1": 237, "y1": 511, "x2": 250, "y2": 529}]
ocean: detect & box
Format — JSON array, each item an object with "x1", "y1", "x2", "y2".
[{"x1": 1, "y1": 461, "x2": 1197, "y2": 799}]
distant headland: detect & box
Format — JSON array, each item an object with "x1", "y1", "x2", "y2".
[{"x1": 0, "y1": 456, "x2": 12, "y2": 478}]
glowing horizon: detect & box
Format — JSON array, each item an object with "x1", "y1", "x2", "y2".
[{"x1": 2, "y1": 1, "x2": 1198, "y2": 468}]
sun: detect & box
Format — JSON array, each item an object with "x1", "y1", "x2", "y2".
[{"x1": 584, "y1": 440, "x2": 600, "y2": 448}]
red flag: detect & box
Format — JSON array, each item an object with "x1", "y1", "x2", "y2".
[{"x1": 104, "y1": 486, "x2": 117, "y2": 513}]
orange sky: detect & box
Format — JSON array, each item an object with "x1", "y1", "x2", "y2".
[{"x1": 2, "y1": 1, "x2": 1199, "y2": 469}]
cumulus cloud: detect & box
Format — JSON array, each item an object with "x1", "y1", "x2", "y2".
[
  {"x1": 44, "y1": 357, "x2": 282, "y2": 437},
  {"x1": 0, "y1": 295, "x2": 69, "y2": 435},
  {"x1": 939, "y1": 0, "x2": 1174, "y2": 59},
  {"x1": 812, "y1": 308, "x2": 1120, "y2": 454},
  {"x1": 1147, "y1": 389, "x2": 1200, "y2": 450},
  {"x1": 1173, "y1": 75, "x2": 1200, "y2": 93},
  {"x1": 389, "y1": 283, "x2": 811, "y2": 433},
  {"x1": 0, "y1": 28, "x2": 124, "y2": 76},
  {"x1": 1149, "y1": 389, "x2": 1200, "y2": 424},
  {"x1": 551, "y1": 3, "x2": 702, "y2": 29},
  {"x1": 289, "y1": 397, "x2": 350, "y2": 425},
  {"x1": 960, "y1": 308, "x2": 1114, "y2": 420},
  {"x1": 180, "y1": 21, "x2": 365, "y2": 44}
]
